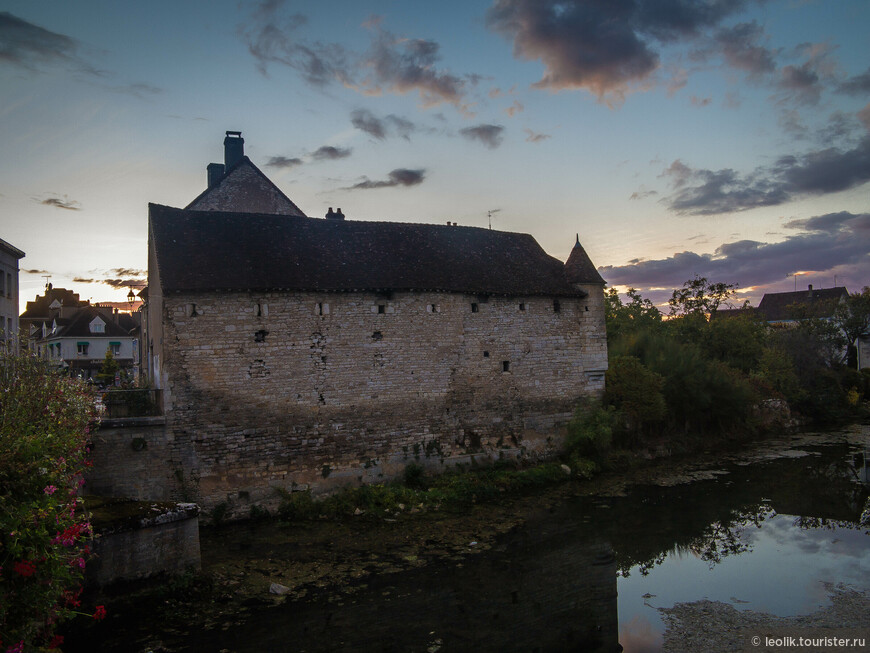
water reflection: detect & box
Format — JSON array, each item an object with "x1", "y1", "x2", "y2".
[{"x1": 65, "y1": 438, "x2": 870, "y2": 652}]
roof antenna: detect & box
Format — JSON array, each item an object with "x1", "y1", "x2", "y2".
[
  {"x1": 488, "y1": 208, "x2": 500, "y2": 229},
  {"x1": 42, "y1": 275, "x2": 52, "y2": 289}
]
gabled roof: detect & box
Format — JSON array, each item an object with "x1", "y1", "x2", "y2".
[
  {"x1": 565, "y1": 234, "x2": 606, "y2": 285},
  {"x1": 41, "y1": 306, "x2": 135, "y2": 340},
  {"x1": 20, "y1": 287, "x2": 86, "y2": 319},
  {"x1": 185, "y1": 157, "x2": 307, "y2": 217},
  {"x1": 149, "y1": 204, "x2": 588, "y2": 297},
  {"x1": 756, "y1": 286, "x2": 848, "y2": 322}
]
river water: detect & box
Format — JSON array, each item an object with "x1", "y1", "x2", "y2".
[{"x1": 66, "y1": 427, "x2": 870, "y2": 652}]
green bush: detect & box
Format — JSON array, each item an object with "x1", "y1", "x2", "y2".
[
  {"x1": 0, "y1": 354, "x2": 98, "y2": 649},
  {"x1": 565, "y1": 401, "x2": 615, "y2": 461}
]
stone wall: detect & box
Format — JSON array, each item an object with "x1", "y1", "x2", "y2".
[
  {"x1": 85, "y1": 417, "x2": 180, "y2": 501},
  {"x1": 157, "y1": 288, "x2": 607, "y2": 513},
  {"x1": 86, "y1": 501, "x2": 200, "y2": 587}
]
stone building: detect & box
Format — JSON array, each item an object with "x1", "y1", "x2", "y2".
[
  {"x1": 0, "y1": 237, "x2": 25, "y2": 351},
  {"x1": 144, "y1": 132, "x2": 607, "y2": 511}
]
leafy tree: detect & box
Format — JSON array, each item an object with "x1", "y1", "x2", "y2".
[
  {"x1": 604, "y1": 286, "x2": 662, "y2": 344},
  {"x1": 700, "y1": 312, "x2": 767, "y2": 373},
  {"x1": 604, "y1": 355, "x2": 666, "y2": 443},
  {"x1": 832, "y1": 287, "x2": 870, "y2": 367},
  {"x1": 96, "y1": 347, "x2": 119, "y2": 386},
  {"x1": 0, "y1": 354, "x2": 99, "y2": 649},
  {"x1": 668, "y1": 275, "x2": 737, "y2": 317}
]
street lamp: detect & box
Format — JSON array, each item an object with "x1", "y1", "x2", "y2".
[{"x1": 127, "y1": 289, "x2": 136, "y2": 307}]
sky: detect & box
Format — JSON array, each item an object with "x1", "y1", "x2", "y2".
[{"x1": 1, "y1": 0, "x2": 868, "y2": 313}]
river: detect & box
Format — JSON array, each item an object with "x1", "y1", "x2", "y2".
[{"x1": 64, "y1": 426, "x2": 870, "y2": 652}]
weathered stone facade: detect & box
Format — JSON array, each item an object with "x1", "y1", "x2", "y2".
[{"x1": 156, "y1": 288, "x2": 606, "y2": 511}]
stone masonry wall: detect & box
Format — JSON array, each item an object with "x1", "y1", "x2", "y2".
[{"x1": 159, "y1": 288, "x2": 607, "y2": 514}]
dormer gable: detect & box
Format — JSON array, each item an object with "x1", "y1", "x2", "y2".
[
  {"x1": 89, "y1": 316, "x2": 106, "y2": 334},
  {"x1": 49, "y1": 299, "x2": 62, "y2": 310}
]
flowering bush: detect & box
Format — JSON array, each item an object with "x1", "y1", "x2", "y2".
[{"x1": 0, "y1": 354, "x2": 97, "y2": 649}]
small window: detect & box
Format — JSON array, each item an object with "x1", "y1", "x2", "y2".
[
  {"x1": 77, "y1": 343, "x2": 89, "y2": 356},
  {"x1": 110, "y1": 343, "x2": 121, "y2": 356},
  {"x1": 377, "y1": 304, "x2": 386, "y2": 314},
  {"x1": 254, "y1": 329, "x2": 268, "y2": 343},
  {"x1": 427, "y1": 304, "x2": 438, "y2": 313},
  {"x1": 502, "y1": 361, "x2": 510, "y2": 372},
  {"x1": 256, "y1": 302, "x2": 268, "y2": 317},
  {"x1": 188, "y1": 303, "x2": 199, "y2": 317},
  {"x1": 471, "y1": 303, "x2": 479, "y2": 313},
  {"x1": 483, "y1": 351, "x2": 489, "y2": 358},
  {"x1": 316, "y1": 302, "x2": 330, "y2": 315},
  {"x1": 519, "y1": 302, "x2": 526, "y2": 311},
  {"x1": 553, "y1": 300, "x2": 561, "y2": 314},
  {"x1": 585, "y1": 305, "x2": 589, "y2": 312}
]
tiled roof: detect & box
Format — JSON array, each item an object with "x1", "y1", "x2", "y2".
[
  {"x1": 756, "y1": 287, "x2": 848, "y2": 322},
  {"x1": 0, "y1": 237, "x2": 24, "y2": 259},
  {"x1": 565, "y1": 235, "x2": 605, "y2": 285},
  {"x1": 149, "y1": 204, "x2": 594, "y2": 297},
  {"x1": 20, "y1": 287, "x2": 86, "y2": 319},
  {"x1": 43, "y1": 307, "x2": 135, "y2": 340},
  {"x1": 185, "y1": 157, "x2": 307, "y2": 217}
]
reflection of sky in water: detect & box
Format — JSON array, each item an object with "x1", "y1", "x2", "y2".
[{"x1": 617, "y1": 513, "x2": 870, "y2": 653}]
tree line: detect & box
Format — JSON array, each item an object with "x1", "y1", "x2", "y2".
[{"x1": 567, "y1": 278, "x2": 870, "y2": 464}]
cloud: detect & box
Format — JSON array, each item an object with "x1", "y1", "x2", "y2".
[
  {"x1": 347, "y1": 168, "x2": 426, "y2": 190},
  {"x1": 350, "y1": 108, "x2": 417, "y2": 140},
  {"x1": 599, "y1": 211, "x2": 870, "y2": 302},
  {"x1": 240, "y1": 2, "x2": 351, "y2": 86},
  {"x1": 360, "y1": 29, "x2": 467, "y2": 107},
  {"x1": 837, "y1": 67, "x2": 870, "y2": 96},
  {"x1": 266, "y1": 155, "x2": 304, "y2": 169},
  {"x1": 485, "y1": 0, "x2": 751, "y2": 100},
  {"x1": 311, "y1": 145, "x2": 352, "y2": 161},
  {"x1": 460, "y1": 124, "x2": 505, "y2": 148},
  {"x1": 240, "y1": 2, "x2": 471, "y2": 107},
  {"x1": 108, "y1": 268, "x2": 145, "y2": 277},
  {"x1": 38, "y1": 196, "x2": 81, "y2": 211},
  {"x1": 663, "y1": 136, "x2": 870, "y2": 215},
  {"x1": 505, "y1": 100, "x2": 524, "y2": 117},
  {"x1": 72, "y1": 277, "x2": 95, "y2": 284},
  {"x1": 524, "y1": 128, "x2": 550, "y2": 143},
  {"x1": 0, "y1": 11, "x2": 97, "y2": 74},
  {"x1": 711, "y1": 21, "x2": 776, "y2": 77},
  {"x1": 102, "y1": 279, "x2": 146, "y2": 289},
  {"x1": 23, "y1": 269, "x2": 49, "y2": 274}
]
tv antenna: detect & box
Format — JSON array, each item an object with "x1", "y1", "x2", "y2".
[
  {"x1": 42, "y1": 275, "x2": 52, "y2": 289},
  {"x1": 487, "y1": 208, "x2": 501, "y2": 230}
]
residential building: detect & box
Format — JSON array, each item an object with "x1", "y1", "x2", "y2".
[{"x1": 0, "y1": 238, "x2": 25, "y2": 351}]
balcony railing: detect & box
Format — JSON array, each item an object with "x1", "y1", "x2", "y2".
[{"x1": 100, "y1": 389, "x2": 162, "y2": 419}]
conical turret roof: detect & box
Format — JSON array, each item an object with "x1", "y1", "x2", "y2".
[{"x1": 565, "y1": 234, "x2": 605, "y2": 285}]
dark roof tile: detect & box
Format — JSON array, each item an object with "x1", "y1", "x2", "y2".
[{"x1": 149, "y1": 204, "x2": 589, "y2": 297}]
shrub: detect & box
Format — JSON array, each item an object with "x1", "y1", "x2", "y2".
[
  {"x1": 604, "y1": 355, "x2": 666, "y2": 442},
  {"x1": 0, "y1": 354, "x2": 97, "y2": 649},
  {"x1": 565, "y1": 401, "x2": 615, "y2": 461}
]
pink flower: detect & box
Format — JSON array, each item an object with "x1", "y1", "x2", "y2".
[
  {"x1": 44, "y1": 485, "x2": 58, "y2": 495},
  {"x1": 93, "y1": 605, "x2": 107, "y2": 621},
  {"x1": 6, "y1": 640, "x2": 24, "y2": 653}
]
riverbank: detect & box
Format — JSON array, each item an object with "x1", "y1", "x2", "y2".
[{"x1": 61, "y1": 424, "x2": 869, "y2": 652}]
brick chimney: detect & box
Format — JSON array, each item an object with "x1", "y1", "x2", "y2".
[
  {"x1": 224, "y1": 131, "x2": 244, "y2": 169},
  {"x1": 207, "y1": 163, "x2": 224, "y2": 189}
]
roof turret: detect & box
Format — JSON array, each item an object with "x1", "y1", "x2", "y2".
[{"x1": 564, "y1": 234, "x2": 605, "y2": 285}]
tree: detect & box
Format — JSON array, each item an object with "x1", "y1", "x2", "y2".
[
  {"x1": 604, "y1": 356, "x2": 666, "y2": 442},
  {"x1": 832, "y1": 287, "x2": 870, "y2": 367},
  {"x1": 96, "y1": 346, "x2": 119, "y2": 386},
  {"x1": 668, "y1": 276, "x2": 737, "y2": 317},
  {"x1": 604, "y1": 286, "x2": 663, "y2": 343}
]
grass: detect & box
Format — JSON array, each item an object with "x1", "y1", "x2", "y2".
[{"x1": 276, "y1": 460, "x2": 575, "y2": 521}]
